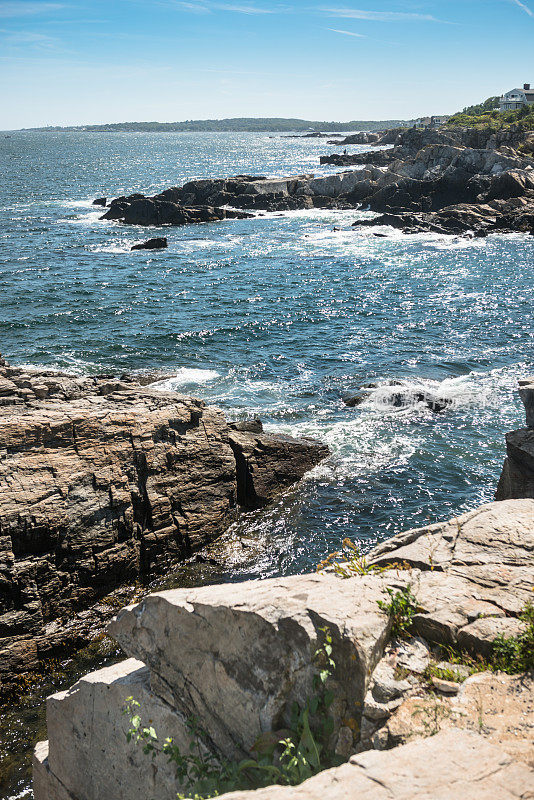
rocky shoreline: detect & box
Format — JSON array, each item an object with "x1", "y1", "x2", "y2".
[
  {"x1": 32, "y1": 380, "x2": 534, "y2": 799},
  {"x1": 0, "y1": 356, "x2": 328, "y2": 697},
  {"x1": 95, "y1": 124, "x2": 534, "y2": 237}
]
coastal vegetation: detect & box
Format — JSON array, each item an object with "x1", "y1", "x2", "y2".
[{"x1": 447, "y1": 98, "x2": 534, "y2": 131}]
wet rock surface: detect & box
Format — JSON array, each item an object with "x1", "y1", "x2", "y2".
[
  {"x1": 98, "y1": 126, "x2": 534, "y2": 235},
  {"x1": 0, "y1": 355, "x2": 328, "y2": 692}
]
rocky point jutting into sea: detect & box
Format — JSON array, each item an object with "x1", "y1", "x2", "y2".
[
  {"x1": 96, "y1": 125, "x2": 534, "y2": 237},
  {"x1": 0, "y1": 355, "x2": 328, "y2": 697},
  {"x1": 32, "y1": 380, "x2": 534, "y2": 800}
]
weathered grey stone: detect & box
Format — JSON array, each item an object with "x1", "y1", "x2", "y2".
[
  {"x1": 108, "y1": 572, "x2": 400, "y2": 760},
  {"x1": 519, "y1": 380, "x2": 534, "y2": 428},
  {"x1": 209, "y1": 731, "x2": 534, "y2": 800},
  {"x1": 394, "y1": 637, "x2": 430, "y2": 674},
  {"x1": 370, "y1": 661, "x2": 411, "y2": 703},
  {"x1": 42, "y1": 658, "x2": 191, "y2": 800},
  {"x1": 369, "y1": 500, "x2": 534, "y2": 649},
  {"x1": 496, "y1": 428, "x2": 534, "y2": 500},
  {"x1": 228, "y1": 430, "x2": 329, "y2": 508},
  {"x1": 363, "y1": 691, "x2": 403, "y2": 720}
]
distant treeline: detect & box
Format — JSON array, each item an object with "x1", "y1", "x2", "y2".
[{"x1": 19, "y1": 117, "x2": 412, "y2": 133}]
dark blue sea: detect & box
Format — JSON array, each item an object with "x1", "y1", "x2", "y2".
[
  {"x1": 1, "y1": 130, "x2": 533, "y2": 582},
  {"x1": 1, "y1": 129, "x2": 534, "y2": 800}
]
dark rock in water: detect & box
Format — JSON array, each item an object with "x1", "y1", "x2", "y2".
[
  {"x1": 92, "y1": 197, "x2": 107, "y2": 207},
  {"x1": 389, "y1": 389, "x2": 452, "y2": 413},
  {"x1": 131, "y1": 237, "x2": 168, "y2": 251},
  {"x1": 343, "y1": 394, "x2": 365, "y2": 407},
  {"x1": 228, "y1": 419, "x2": 264, "y2": 433},
  {"x1": 98, "y1": 127, "x2": 534, "y2": 235},
  {"x1": 496, "y1": 379, "x2": 534, "y2": 500},
  {"x1": 228, "y1": 430, "x2": 329, "y2": 508}
]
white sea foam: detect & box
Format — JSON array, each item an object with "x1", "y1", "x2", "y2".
[{"x1": 156, "y1": 368, "x2": 221, "y2": 390}]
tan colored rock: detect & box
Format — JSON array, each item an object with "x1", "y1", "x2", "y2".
[
  {"x1": 380, "y1": 672, "x2": 534, "y2": 768},
  {"x1": 0, "y1": 357, "x2": 328, "y2": 691},
  {"x1": 209, "y1": 731, "x2": 534, "y2": 800},
  {"x1": 431, "y1": 677, "x2": 460, "y2": 694}
]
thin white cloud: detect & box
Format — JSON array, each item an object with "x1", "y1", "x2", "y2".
[
  {"x1": 326, "y1": 27, "x2": 366, "y2": 36},
  {"x1": 0, "y1": 27, "x2": 57, "y2": 47},
  {"x1": 173, "y1": 0, "x2": 274, "y2": 12},
  {"x1": 216, "y1": 3, "x2": 273, "y2": 11},
  {"x1": 0, "y1": 2, "x2": 65, "y2": 17},
  {"x1": 323, "y1": 8, "x2": 447, "y2": 22},
  {"x1": 509, "y1": 0, "x2": 533, "y2": 15}
]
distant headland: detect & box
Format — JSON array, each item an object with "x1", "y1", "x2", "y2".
[{"x1": 11, "y1": 117, "x2": 412, "y2": 133}]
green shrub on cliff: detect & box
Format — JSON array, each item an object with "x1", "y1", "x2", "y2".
[
  {"x1": 447, "y1": 101, "x2": 534, "y2": 132},
  {"x1": 491, "y1": 601, "x2": 534, "y2": 674},
  {"x1": 377, "y1": 585, "x2": 419, "y2": 638},
  {"x1": 123, "y1": 628, "x2": 340, "y2": 799}
]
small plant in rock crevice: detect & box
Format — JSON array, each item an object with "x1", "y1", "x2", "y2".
[
  {"x1": 412, "y1": 693, "x2": 452, "y2": 737},
  {"x1": 377, "y1": 585, "x2": 419, "y2": 638},
  {"x1": 316, "y1": 538, "x2": 394, "y2": 578},
  {"x1": 123, "y1": 627, "x2": 341, "y2": 799}
]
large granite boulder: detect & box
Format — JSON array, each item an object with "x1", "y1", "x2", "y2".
[{"x1": 108, "y1": 571, "x2": 398, "y2": 760}]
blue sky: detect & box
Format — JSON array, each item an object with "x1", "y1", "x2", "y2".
[{"x1": 0, "y1": 0, "x2": 532, "y2": 128}]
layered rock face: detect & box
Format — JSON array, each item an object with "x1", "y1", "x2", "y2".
[
  {"x1": 496, "y1": 379, "x2": 534, "y2": 500},
  {"x1": 33, "y1": 499, "x2": 534, "y2": 800},
  {"x1": 0, "y1": 358, "x2": 328, "y2": 691}
]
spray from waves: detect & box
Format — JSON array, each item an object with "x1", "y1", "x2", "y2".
[
  {"x1": 255, "y1": 363, "x2": 524, "y2": 484},
  {"x1": 155, "y1": 368, "x2": 221, "y2": 390},
  {"x1": 88, "y1": 238, "x2": 142, "y2": 254}
]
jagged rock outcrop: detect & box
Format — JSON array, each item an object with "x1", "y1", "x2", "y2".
[
  {"x1": 33, "y1": 498, "x2": 534, "y2": 800},
  {"x1": 0, "y1": 357, "x2": 328, "y2": 691},
  {"x1": 98, "y1": 126, "x2": 534, "y2": 235},
  {"x1": 496, "y1": 379, "x2": 534, "y2": 499},
  {"x1": 328, "y1": 132, "x2": 382, "y2": 146}
]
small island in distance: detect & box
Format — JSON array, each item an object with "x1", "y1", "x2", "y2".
[{"x1": 13, "y1": 116, "x2": 413, "y2": 133}]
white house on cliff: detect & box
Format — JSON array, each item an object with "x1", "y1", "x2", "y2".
[{"x1": 500, "y1": 84, "x2": 534, "y2": 111}]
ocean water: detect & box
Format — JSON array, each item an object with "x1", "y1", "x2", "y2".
[
  {"x1": 1, "y1": 130, "x2": 534, "y2": 799},
  {"x1": 1, "y1": 130, "x2": 533, "y2": 580}
]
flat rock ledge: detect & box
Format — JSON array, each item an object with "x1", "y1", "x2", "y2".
[
  {"x1": 33, "y1": 498, "x2": 534, "y2": 800},
  {"x1": 0, "y1": 356, "x2": 328, "y2": 692}
]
